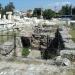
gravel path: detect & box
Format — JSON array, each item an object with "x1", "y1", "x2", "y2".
[
  {"x1": 0, "y1": 60, "x2": 74, "y2": 75},
  {"x1": 28, "y1": 50, "x2": 41, "y2": 59}
]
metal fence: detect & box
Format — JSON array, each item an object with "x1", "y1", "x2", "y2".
[
  {"x1": 0, "y1": 23, "x2": 75, "y2": 57},
  {"x1": 0, "y1": 24, "x2": 17, "y2": 56}
]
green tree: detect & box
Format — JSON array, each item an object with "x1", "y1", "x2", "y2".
[
  {"x1": 1, "y1": 8, "x2": 5, "y2": 18},
  {"x1": 71, "y1": 7, "x2": 75, "y2": 20},
  {"x1": 59, "y1": 4, "x2": 72, "y2": 15},
  {"x1": 33, "y1": 8, "x2": 42, "y2": 18},
  {"x1": 42, "y1": 28, "x2": 65, "y2": 59},
  {"x1": 0, "y1": 2, "x2": 15, "y2": 18},
  {"x1": 5, "y1": 2, "x2": 15, "y2": 14},
  {"x1": 0, "y1": 3, "x2": 3, "y2": 19},
  {"x1": 0, "y1": 3, "x2": 2, "y2": 14},
  {"x1": 43, "y1": 9, "x2": 55, "y2": 19},
  {"x1": 72, "y1": 7, "x2": 75, "y2": 15}
]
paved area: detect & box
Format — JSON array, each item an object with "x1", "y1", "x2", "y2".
[
  {"x1": 0, "y1": 60, "x2": 74, "y2": 75},
  {"x1": 28, "y1": 50, "x2": 41, "y2": 59}
]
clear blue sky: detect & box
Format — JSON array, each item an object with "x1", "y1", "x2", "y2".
[{"x1": 0, "y1": 0, "x2": 75, "y2": 11}]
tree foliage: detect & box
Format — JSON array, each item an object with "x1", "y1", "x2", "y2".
[
  {"x1": 42, "y1": 28, "x2": 65, "y2": 59},
  {"x1": 59, "y1": 4, "x2": 72, "y2": 15},
  {"x1": 0, "y1": 3, "x2": 2, "y2": 12},
  {"x1": 43, "y1": 9, "x2": 55, "y2": 19},
  {"x1": 33, "y1": 8, "x2": 42, "y2": 18},
  {"x1": 0, "y1": 2, "x2": 15, "y2": 18},
  {"x1": 5, "y1": 2, "x2": 15, "y2": 14},
  {"x1": 72, "y1": 7, "x2": 75, "y2": 15}
]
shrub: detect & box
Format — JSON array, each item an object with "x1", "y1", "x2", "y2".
[
  {"x1": 41, "y1": 50, "x2": 49, "y2": 60},
  {"x1": 41, "y1": 49, "x2": 57, "y2": 59},
  {"x1": 22, "y1": 48, "x2": 30, "y2": 57},
  {"x1": 41, "y1": 28, "x2": 65, "y2": 59}
]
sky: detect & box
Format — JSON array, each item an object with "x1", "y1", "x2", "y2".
[{"x1": 0, "y1": 0, "x2": 75, "y2": 11}]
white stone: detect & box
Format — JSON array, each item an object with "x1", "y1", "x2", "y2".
[
  {"x1": 29, "y1": 49, "x2": 31, "y2": 52},
  {"x1": 60, "y1": 50, "x2": 75, "y2": 56},
  {"x1": 3, "y1": 15, "x2": 6, "y2": 19},
  {"x1": 0, "y1": 14, "x2": 1, "y2": 19},
  {"x1": 55, "y1": 56, "x2": 71, "y2": 66},
  {"x1": 6, "y1": 12, "x2": 12, "y2": 20},
  {"x1": 62, "y1": 58, "x2": 71, "y2": 66}
]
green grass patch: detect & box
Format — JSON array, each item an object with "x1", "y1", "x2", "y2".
[
  {"x1": 0, "y1": 31, "x2": 19, "y2": 44},
  {"x1": 69, "y1": 27, "x2": 75, "y2": 42}
]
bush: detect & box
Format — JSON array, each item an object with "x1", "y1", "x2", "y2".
[
  {"x1": 43, "y1": 9, "x2": 55, "y2": 19},
  {"x1": 41, "y1": 28, "x2": 65, "y2": 59},
  {"x1": 41, "y1": 49, "x2": 57, "y2": 59},
  {"x1": 22, "y1": 48, "x2": 30, "y2": 57}
]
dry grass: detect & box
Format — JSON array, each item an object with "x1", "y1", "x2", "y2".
[{"x1": 69, "y1": 27, "x2": 75, "y2": 42}]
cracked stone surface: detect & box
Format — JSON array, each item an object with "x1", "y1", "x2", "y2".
[{"x1": 0, "y1": 60, "x2": 75, "y2": 75}]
